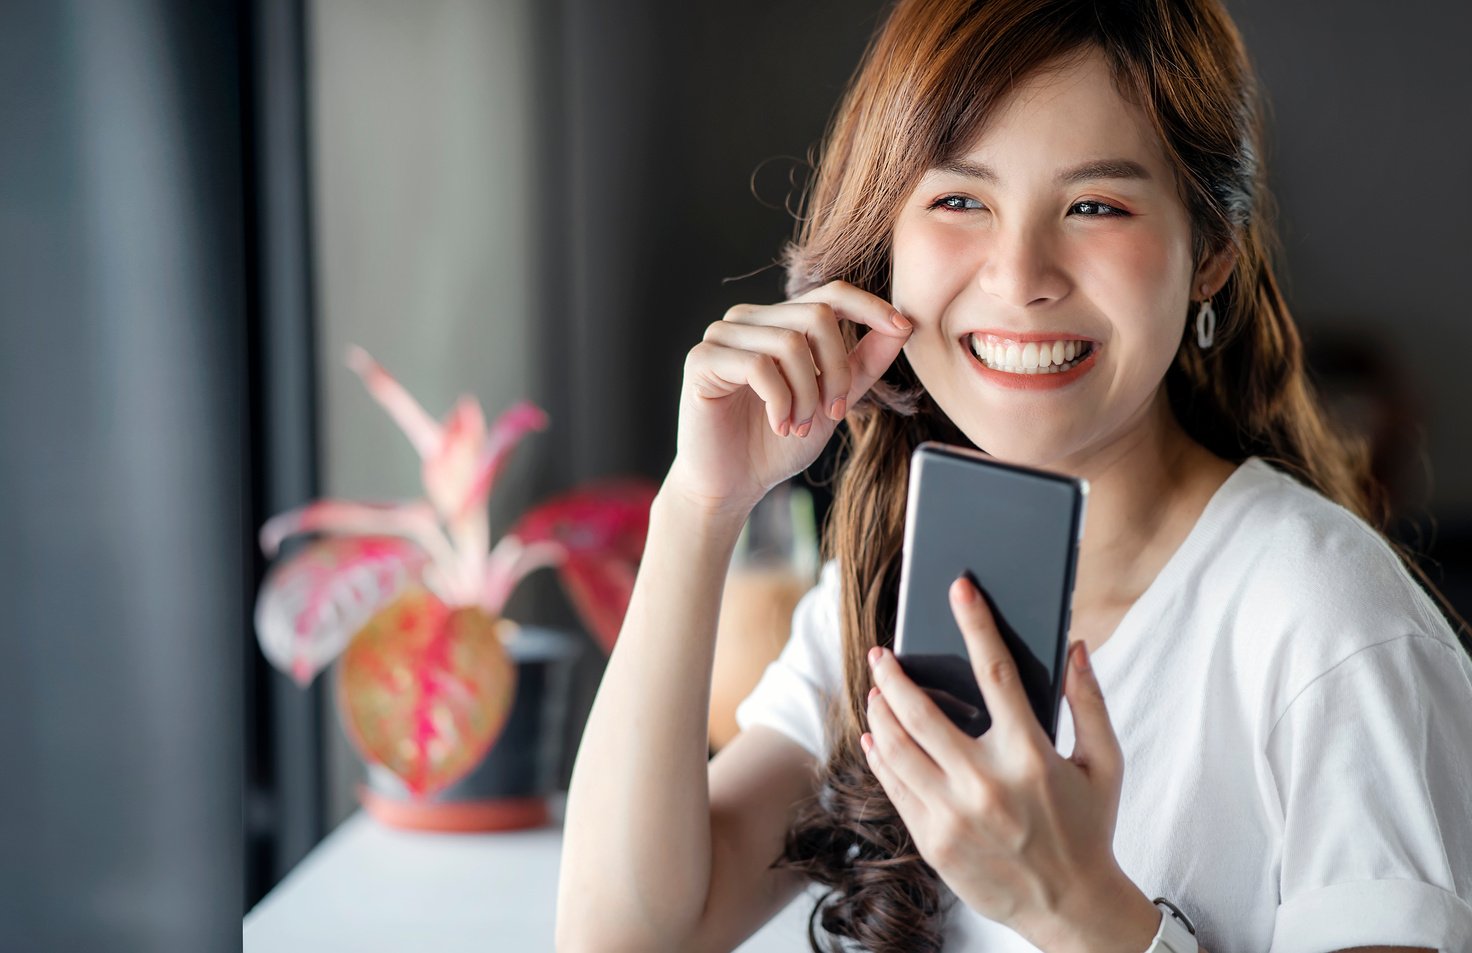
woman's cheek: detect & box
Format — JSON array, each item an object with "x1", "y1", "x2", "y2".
[
  {"x1": 892, "y1": 224, "x2": 974, "y2": 313},
  {"x1": 1123, "y1": 221, "x2": 1191, "y2": 303},
  {"x1": 1077, "y1": 226, "x2": 1191, "y2": 333}
]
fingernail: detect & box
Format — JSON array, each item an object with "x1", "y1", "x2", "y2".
[
  {"x1": 890, "y1": 311, "x2": 913, "y2": 332},
  {"x1": 777, "y1": 419, "x2": 790, "y2": 437},
  {"x1": 860, "y1": 733, "x2": 873, "y2": 754},
  {"x1": 867, "y1": 685, "x2": 880, "y2": 701},
  {"x1": 1073, "y1": 641, "x2": 1091, "y2": 673},
  {"x1": 795, "y1": 418, "x2": 813, "y2": 438},
  {"x1": 953, "y1": 573, "x2": 977, "y2": 603},
  {"x1": 829, "y1": 396, "x2": 846, "y2": 420},
  {"x1": 868, "y1": 646, "x2": 882, "y2": 665}
]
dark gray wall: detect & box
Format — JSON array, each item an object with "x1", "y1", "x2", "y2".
[
  {"x1": 1228, "y1": 0, "x2": 1472, "y2": 517},
  {"x1": 540, "y1": 0, "x2": 892, "y2": 787},
  {"x1": 551, "y1": 0, "x2": 888, "y2": 481}
]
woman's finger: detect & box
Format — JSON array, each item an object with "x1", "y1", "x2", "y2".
[
  {"x1": 844, "y1": 323, "x2": 912, "y2": 408},
  {"x1": 768, "y1": 301, "x2": 853, "y2": 422},
  {"x1": 684, "y1": 338, "x2": 795, "y2": 436},
  {"x1": 702, "y1": 320, "x2": 820, "y2": 431},
  {"x1": 867, "y1": 648, "x2": 977, "y2": 774},
  {"x1": 949, "y1": 574, "x2": 1048, "y2": 745},
  {"x1": 723, "y1": 280, "x2": 914, "y2": 425},
  {"x1": 867, "y1": 687, "x2": 948, "y2": 799},
  {"x1": 790, "y1": 280, "x2": 914, "y2": 410},
  {"x1": 862, "y1": 724, "x2": 927, "y2": 825},
  {"x1": 1063, "y1": 641, "x2": 1123, "y2": 784},
  {"x1": 790, "y1": 279, "x2": 913, "y2": 343},
  {"x1": 720, "y1": 302, "x2": 847, "y2": 429}
]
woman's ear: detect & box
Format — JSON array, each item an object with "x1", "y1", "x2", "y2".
[{"x1": 1192, "y1": 244, "x2": 1238, "y2": 299}]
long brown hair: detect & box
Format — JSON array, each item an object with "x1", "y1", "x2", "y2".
[{"x1": 767, "y1": 1, "x2": 1470, "y2": 950}]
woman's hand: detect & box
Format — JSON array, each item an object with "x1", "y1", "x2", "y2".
[
  {"x1": 862, "y1": 574, "x2": 1162, "y2": 953},
  {"x1": 663, "y1": 280, "x2": 913, "y2": 518}
]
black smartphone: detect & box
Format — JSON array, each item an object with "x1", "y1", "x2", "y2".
[{"x1": 893, "y1": 442, "x2": 1088, "y2": 741}]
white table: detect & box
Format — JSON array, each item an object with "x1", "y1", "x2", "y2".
[{"x1": 243, "y1": 793, "x2": 822, "y2": 951}]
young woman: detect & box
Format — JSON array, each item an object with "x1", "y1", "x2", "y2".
[{"x1": 557, "y1": 1, "x2": 1472, "y2": 951}]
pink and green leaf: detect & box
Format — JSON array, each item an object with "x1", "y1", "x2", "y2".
[
  {"x1": 258, "y1": 498, "x2": 460, "y2": 579},
  {"x1": 456, "y1": 400, "x2": 550, "y2": 521},
  {"x1": 481, "y1": 535, "x2": 568, "y2": 617},
  {"x1": 422, "y1": 396, "x2": 487, "y2": 522},
  {"x1": 336, "y1": 587, "x2": 517, "y2": 797},
  {"x1": 497, "y1": 479, "x2": 658, "y2": 653},
  {"x1": 254, "y1": 536, "x2": 430, "y2": 686},
  {"x1": 346, "y1": 345, "x2": 442, "y2": 459}
]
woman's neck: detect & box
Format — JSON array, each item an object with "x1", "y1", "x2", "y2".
[{"x1": 1058, "y1": 387, "x2": 1237, "y2": 613}]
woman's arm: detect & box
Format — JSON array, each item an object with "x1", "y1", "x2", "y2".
[
  {"x1": 555, "y1": 282, "x2": 908, "y2": 950},
  {"x1": 557, "y1": 485, "x2": 814, "y2": 952},
  {"x1": 555, "y1": 487, "x2": 742, "y2": 947}
]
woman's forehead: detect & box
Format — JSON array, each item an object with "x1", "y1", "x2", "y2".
[{"x1": 933, "y1": 48, "x2": 1172, "y2": 186}]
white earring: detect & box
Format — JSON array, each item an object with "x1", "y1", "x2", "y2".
[{"x1": 1195, "y1": 295, "x2": 1216, "y2": 349}]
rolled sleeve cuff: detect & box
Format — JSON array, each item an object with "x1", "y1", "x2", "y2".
[
  {"x1": 733, "y1": 665, "x2": 827, "y2": 761},
  {"x1": 1269, "y1": 878, "x2": 1472, "y2": 953}
]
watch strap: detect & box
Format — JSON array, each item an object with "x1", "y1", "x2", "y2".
[{"x1": 1144, "y1": 897, "x2": 1198, "y2": 953}]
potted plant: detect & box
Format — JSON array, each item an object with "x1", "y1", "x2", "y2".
[{"x1": 253, "y1": 345, "x2": 656, "y2": 831}]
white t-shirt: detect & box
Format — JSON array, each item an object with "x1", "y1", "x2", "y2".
[{"x1": 735, "y1": 457, "x2": 1472, "y2": 952}]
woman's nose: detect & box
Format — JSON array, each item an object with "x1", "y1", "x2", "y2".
[{"x1": 973, "y1": 224, "x2": 1069, "y2": 309}]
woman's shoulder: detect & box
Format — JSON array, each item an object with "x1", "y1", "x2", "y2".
[
  {"x1": 1223, "y1": 458, "x2": 1443, "y2": 628},
  {"x1": 1204, "y1": 457, "x2": 1465, "y2": 715}
]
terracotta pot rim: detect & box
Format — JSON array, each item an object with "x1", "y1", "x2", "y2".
[{"x1": 357, "y1": 782, "x2": 550, "y2": 832}]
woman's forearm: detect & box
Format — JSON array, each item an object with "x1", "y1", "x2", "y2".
[{"x1": 555, "y1": 484, "x2": 750, "y2": 951}]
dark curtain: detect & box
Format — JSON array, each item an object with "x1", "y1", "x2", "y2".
[
  {"x1": 242, "y1": 0, "x2": 328, "y2": 911},
  {"x1": 0, "y1": 0, "x2": 320, "y2": 947}
]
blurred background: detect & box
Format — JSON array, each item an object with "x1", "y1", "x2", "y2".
[{"x1": 1, "y1": 0, "x2": 1468, "y2": 950}]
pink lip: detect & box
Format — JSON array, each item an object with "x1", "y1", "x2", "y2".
[
  {"x1": 958, "y1": 328, "x2": 1099, "y2": 348},
  {"x1": 958, "y1": 336, "x2": 1100, "y2": 391}
]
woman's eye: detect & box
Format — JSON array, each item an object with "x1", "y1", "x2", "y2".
[
  {"x1": 926, "y1": 195, "x2": 1129, "y2": 217},
  {"x1": 928, "y1": 195, "x2": 985, "y2": 212},
  {"x1": 1070, "y1": 200, "x2": 1128, "y2": 217}
]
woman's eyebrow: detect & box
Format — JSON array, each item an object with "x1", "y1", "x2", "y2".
[{"x1": 930, "y1": 157, "x2": 1152, "y2": 185}]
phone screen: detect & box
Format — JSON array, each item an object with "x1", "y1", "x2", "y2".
[{"x1": 893, "y1": 442, "x2": 1087, "y2": 741}]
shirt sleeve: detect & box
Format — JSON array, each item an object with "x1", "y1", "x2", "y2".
[
  {"x1": 1265, "y1": 632, "x2": 1472, "y2": 953},
  {"x1": 733, "y1": 558, "x2": 844, "y2": 761}
]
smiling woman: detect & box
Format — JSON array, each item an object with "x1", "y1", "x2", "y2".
[
  {"x1": 555, "y1": 1, "x2": 1472, "y2": 952},
  {"x1": 890, "y1": 46, "x2": 1215, "y2": 463}
]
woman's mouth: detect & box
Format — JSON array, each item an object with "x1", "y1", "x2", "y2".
[
  {"x1": 961, "y1": 332, "x2": 1099, "y2": 390},
  {"x1": 966, "y1": 333, "x2": 1094, "y2": 373}
]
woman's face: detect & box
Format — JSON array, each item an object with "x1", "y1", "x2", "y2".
[{"x1": 891, "y1": 47, "x2": 1216, "y2": 469}]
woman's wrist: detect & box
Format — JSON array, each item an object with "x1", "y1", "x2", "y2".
[
  {"x1": 1021, "y1": 866, "x2": 1161, "y2": 953},
  {"x1": 653, "y1": 478, "x2": 755, "y2": 534}
]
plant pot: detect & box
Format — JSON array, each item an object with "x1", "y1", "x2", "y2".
[{"x1": 356, "y1": 625, "x2": 583, "y2": 832}]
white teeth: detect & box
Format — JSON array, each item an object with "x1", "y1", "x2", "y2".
[{"x1": 966, "y1": 333, "x2": 1092, "y2": 375}]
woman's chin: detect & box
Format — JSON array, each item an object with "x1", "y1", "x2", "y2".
[{"x1": 949, "y1": 423, "x2": 1082, "y2": 471}]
